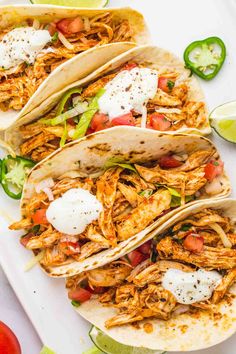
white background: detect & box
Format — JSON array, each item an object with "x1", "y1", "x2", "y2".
[{"x1": 0, "y1": 0, "x2": 236, "y2": 353}]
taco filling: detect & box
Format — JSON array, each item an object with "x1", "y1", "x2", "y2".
[
  {"x1": 9, "y1": 149, "x2": 223, "y2": 268},
  {"x1": 0, "y1": 13, "x2": 133, "y2": 112},
  {"x1": 66, "y1": 206, "x2": 236, "y2": 328},
  {"x1": 19, "y1": 62, "x2": 207, "y2": 162}
]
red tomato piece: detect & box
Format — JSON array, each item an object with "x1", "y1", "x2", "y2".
[
  {"x1": 59, "y1": 241, "x2": 80, "y2": 256},
  {"x1": 32, "y1": 209, "x2": 48, "y2": 225},
  {"x1": 121, "y1": 62, "x2": 138, "y2": 71},
  {"x1": 149, "y1": 113, "x2": 171, "y2": 131},
  {"x1": 158, "y1": 77, "x2": 175, "y2": 93},
  {"x1": 20, "y1": 234, "x2": 32, "y2": 248},
  {"x1": 183, "y1": 234, "x2": 204, "y2": 253},
  {"x1": 111, "y1": 113, "x2": 135, "y2": 126},
  {"x1": 90, "y1": 113, "x2": 110, "y2": 132},
  {"x1": 204, "y1": 159, "x2": 224, "y2": 181},
  {"x1": 127, "y1": 250, "x2": 146, "y2": 267},
  {"x1": 68, "y1": 288, "x2": 92, "y2": 303},
  {"x1": 57, "y1": 17, "x2": 84, "y2": 35},
  {"x1": 158, "y1": 155, "x2": 183, "y2": 169},
  {"x1": 67, "y1": 118, "x2": 76, "y2": 126},
  {"x1": 56, "y1": 19, "x2": 72, "y2": 34},
  {"x1": 138, "y1": 240, "x2": 152, "y2": 255},
  {"x1": 67, "y1": 17, "x2": 84, "y2": 34},
  {"x1": 86, "y1": 285, "x2": 105, "y2": 294},
  {"x1": 0, "y1": 321, "x2": 21, "y2": 354}
]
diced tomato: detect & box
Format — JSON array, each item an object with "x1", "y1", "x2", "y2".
[
  {"x1": 32, "y1": 209, "x2": 48, "y2": 225},
  {"x1": 86, "y1": 127, "x2": 95, "y2": 135},
  {"x1": 0, "y1": 321, "x2": 21, "y2": 354},
  {"x1": 111, "y1": 113, "x2": 135, "y2": 126},
  {"x1": 149, "y1": 113, "x2": 171, "y2": 131},
  {"x1": 90, "y1": 113, "x2": 110, "y2": 132},
  {"x1": 158, "y1": 77, "x2": 175, "y2": 93},
  {"x1": 138, "y1": 240, "x2": 152, "y2": 255},
  {"x1": 20, "y1": 234, "x2": 32, "y2": 248},
  {"x1": 121, "y1": 62, "x2": 138, "y2": 71},
  {"x1": 86, "y1": 285, "x2": 105, "y2": 294},
  {"x1": 68, "y1": 288, "x2": 92, "y2": 303},
  {"x1": 57, "y1": 17, "x2": 84, "y2": 35},
  {"x1": 204, "y1": 159, "x2": 224, "y2": 182},
  {"x1": 59, "y1": 241, "x2": 80, "y2": 256},
  {"x1": 158, "y1": 155, "x2": 183, "y2": 169},
  {"x1": 183, "y1": 233, "x2": 204, "y2": 253},
  {"x1": 127, "y1": 250, "x2": 146, "y2": 267}
]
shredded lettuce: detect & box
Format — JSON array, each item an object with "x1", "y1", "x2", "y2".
[
  {"x1": 73, "y1": 88, "x2": 105, "y2": 140},
  {"x1": 104, "y1": 158, "x2": 136, "y2": 172},
  {"x1": 139, "y1": 189, "x2": 153, "y2": 197},
  {"x1": 71, "y1": 300, "x2": 81, "y2": 307},
  {"x1": 59, "y1": 122, "x2": 68, "y2": 148}
]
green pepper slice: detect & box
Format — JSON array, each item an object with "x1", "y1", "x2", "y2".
[
  {"x1": 184, "y1": 36, "x2": 226, "y2": 80},
  {"x1": 1, "y1": 155, "x2": 35, "y2": 199},
  {"x1": 73, "y1": 88, "x2": 105, "y2": 140}
]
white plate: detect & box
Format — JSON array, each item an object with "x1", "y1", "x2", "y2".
[{"x1": 0, "y1": 0, "x2": 236, "y2": 353}]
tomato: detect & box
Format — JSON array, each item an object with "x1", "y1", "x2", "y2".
[
  {"x1": 127, "y1": 250, "x2": 146, "y2": 267},
  {"x1": 32, "y1": 209, "x2": 48, "y2": 225},
  {"x1": 111, "y1": 113, "x2": 135, "y2": 126},
  {"x1": 149, "y1": 113, "x2": 171, "y2": 131},
  {"x1": 90, "y1": 113, "x2": 110, "y2": 132},
  {"x1": 20, "y1": 234, "x2": 32, "y2": 248},
  {"x1": 67, "y1": 118, "x2": 76, "y2": 126},
  {"x1": 204, "y1": 159, "x2": 224, "y2": 182},
  {"x1": 158, "y1": 155, "x2": 183, "y2": 169},
  {"x1": 68, "y1": 288, "x2": 92, "y2": 303},
  {"x1": 86, "y1": 285, "x2": 105, "y2": 294},
  {"x1": 57, "y1": 17, "x2": 84, "y2": 35},
  {"x1": 183, "y1": 234, "x2": 204, "y2": 253},
  {"x1": 0, "y1": 321, "x2": 21, "y2": 354},
  {"x1": 59, "y1": 241, "x2": 80, "y2": 256},
  {"x1": 158, "y1": 77, "x2": 175, "y2": 93},
  {"x1": 122, "y1": 62, "x2": 137, "y2": 71},
  {"x1": 138, "y1": 240, "x2": 152, "y2": 255}
]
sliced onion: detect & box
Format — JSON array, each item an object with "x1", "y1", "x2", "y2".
[
  {"x1": 24, "y1": 250, "x2": 45, "y2": 272},
  {"x1": 155, "y1": 108, "x2": 181, "y2": 114},
  {"x1": 33, "y1": 19, "x2": 40, "y2": 30},
  {"x1": 53, "y1": 101, "x2": 88, "y2": 125},
  {"x1": 58, "y1": 31, "x2": 74, "y2": 50},
  {"x1": 43, "y1": 187, "x2": 54, "y2": 201},
  {"x1": 127, "y1": 259, "x2": 152, "y2": 282},
  {"x1": 140, "y1": 105, "x2": 147, "y2": 128},
  {"x1": 60, "y1": 234, "x2": 78, "y2": 242},
  {"x1": 35, "y1": 177, "x2": 54, "y2": 193},
  {"x1": 210, "y1": 222, "x2": 232, "y2": 248},
  {"x1": 173, "y1": 305, "x2": 190, "y2": 316},
  {"x1": 83, "y1": 16, "x2": 91, "y2": 32}
]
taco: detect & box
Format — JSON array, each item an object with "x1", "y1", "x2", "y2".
[
  {"x1": 67, "y1": 198, "x2": 236, "y2": 351},
  {"x1": 0, "y1": 5, "x2": 148, "y2": 129},
  {"x1": 5, "y1": 45, "x2": 210, "y2": 162},
  {"x1": 9, "y1": 127, "x2": 230, "y2": 277}
]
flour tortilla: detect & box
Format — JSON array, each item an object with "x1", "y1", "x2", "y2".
[
  {"x1": 20, "y1": 127, "x2": 230, "y2": 277},
  {"x1": 0, "y1": 4, "x2": 149, "y2": 129},
  {"x1": 5, "y1": 44, "x2": 210, "y2": 152},
  {"x1": 76, "y1": 198, "x2": 236, "y2": 352}
]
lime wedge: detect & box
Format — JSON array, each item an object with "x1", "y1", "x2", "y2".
[
  {"x1": 39, "y1": 346, "x2": 56, "y2": 354},
  {"x1": 210, "y1": 101, "x2": 236, "y2": 143},
  {"x1": 30, "y1": 0, "x2": 108, "y2": 7},
  {"x1": 89, "y1": 326, "x2": 165, "y2": 354}
]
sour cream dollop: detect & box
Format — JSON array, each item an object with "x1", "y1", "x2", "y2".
[
  {"x1": 162, "y1": 268, "x2": 222, "y2": 304},
  {"x1": 46, "y1": 188, "x2": 103, "y2": 235},
  {"x1": 98, "y1": 67, "x2": 158, "y2": 119},
  {"x1": 0, "y1": 27, "x2": 51, "y2": 70}
]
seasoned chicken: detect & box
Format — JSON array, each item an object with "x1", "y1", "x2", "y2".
[
  {"x1": 87, "y1": 263, "x2": 132, "y2": 287},
  {"x1": 150, "y1": 89, "x2": 182, "y2": 106},
  {"x1": 212, "y1": 268, "x2": 236, "y2": 303},
  {"x1": 116, "y1": 189, "x2": 171, "y2": 241},
  {"x1": 157, "y1": 237, "x2": 236, "y2": 269},
  {"x1": 26, "y1": 226, "x2": 62, "y2": 250},
  {"x1": 81, "y1": 73, "x2": 117, "y2": 98},
  {"x1": 171, "y1": 150, "x2": 213, "y2": 172}
]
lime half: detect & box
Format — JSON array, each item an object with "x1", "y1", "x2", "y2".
[
  {"x1": 89, "y1": 326, "x2": 165, "y2": 354},
  {"x1": 30, "y1": 0, "x2": 108, "y2": 7},
  {"x1": 39, "y1": 346, "x2": 56, "y2": 354},
  {"x1": 210, "y1": 101, "x2": 236, "y2": 143}
]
